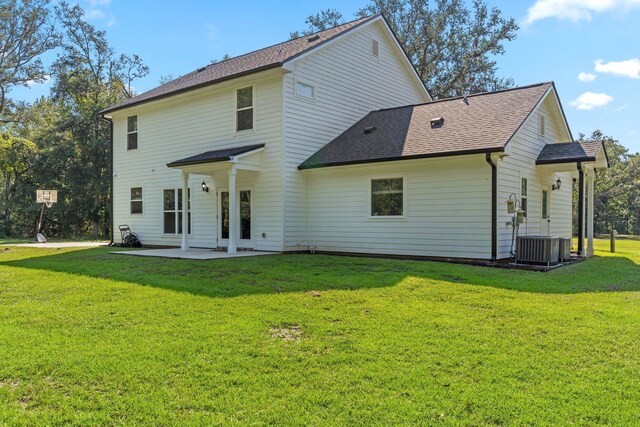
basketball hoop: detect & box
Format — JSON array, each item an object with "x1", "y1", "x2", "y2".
[
  {"x1": 37, "y1": 189, "x2": 57, "y2": 208},
  {"x1": 35, "y1": 190, "x2": 57, "y2": 242}
]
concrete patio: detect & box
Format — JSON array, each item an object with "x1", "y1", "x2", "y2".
[{"x1": 111, "y1": 248, "x2": 278, "y2": 260}]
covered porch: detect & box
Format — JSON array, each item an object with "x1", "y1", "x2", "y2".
[
  {"x1": 536, "y1": 140, "x2": 609, "y2": 256},
  {"x1": 166, "y1": 144, "x2": 265, "y2": 253}
]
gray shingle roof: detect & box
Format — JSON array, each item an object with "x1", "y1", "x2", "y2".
[
  {"x1": 167, "y1": 144, "x2": 264, "y2": 168},
  {"x1": 299, "y1": 82, "x2": 553, "y2": 169},
  {"x1": 102, "y1": 16, "x2": 377, "y2": 115},
  {"x1": 536, "y1": 140, "x2": 605, "y2": 165}
]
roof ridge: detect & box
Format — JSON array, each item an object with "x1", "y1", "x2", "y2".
[
  {"x1": 168, "y1": 15, "x2": 378, "y2": 83},
  {"x1": 375, "y1": 82, "x2": 553, "y2": 113}
]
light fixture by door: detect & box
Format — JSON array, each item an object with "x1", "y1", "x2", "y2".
[
  {"x1": 201, "y1": 181, "x2": 209, "y2": 192},
  {"x1": 552, "y1": 177, "x2": 561, "y2": 191}
]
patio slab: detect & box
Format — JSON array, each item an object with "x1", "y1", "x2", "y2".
[{"x1": 111, "y1": 248, "x2": 278, "y2": 260}]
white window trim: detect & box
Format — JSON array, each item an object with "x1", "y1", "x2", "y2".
[
  {"x1": 293, "y1": 78, "x2": 316, "y2": 101},
  {"x1": 127, "y1": 114, "x2": 139, "y2": 151},
  {"x1": 129, "y1": 185, "x2": 144, "y2": 216},
  {"x1": 368, "y1": 175, "x2": 407, "y2": 220},
  {"x1": 161, "y1": 187, "x2": 192, "y2": 236},
  {"x1": 234, "y1": 85, "x2": 255, "y2": 135}
]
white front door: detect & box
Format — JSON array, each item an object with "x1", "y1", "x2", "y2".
[
  {"x1": 542, "y1": 186, "x2": 551, "y2": 235},
  {"x1": 217, "y1": 187, "x2": 254, "y2": 249}
]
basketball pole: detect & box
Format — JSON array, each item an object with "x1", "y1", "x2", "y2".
[{"x1": 37, "y1": 203, "x2": 45, "y2": 234}]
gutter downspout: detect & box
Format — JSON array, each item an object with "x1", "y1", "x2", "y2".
[
  {"x1": 100, "y1": 115, "x2": 114, "y2": 245},
  {"x1": 577, "y1": 162, "x2": 585, "y2": 256},
  {"x1": 485, "y1": 153, "x2": 497, "y2": 261}
]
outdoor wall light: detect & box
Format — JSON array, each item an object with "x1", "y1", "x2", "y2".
[
  {"x1": 552, "y1": 177, "x2": 561, "y2": 191},
  {"x1": 201, "y1": 181, "x2": 209, "y2": 193}
]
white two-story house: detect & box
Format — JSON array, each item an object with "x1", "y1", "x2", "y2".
[{"x1": 101, "y1": 14, "x2": 607, "y2": 260}]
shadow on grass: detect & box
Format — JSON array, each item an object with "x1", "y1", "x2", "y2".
[{"x1": 0, "y1": 247, "x2": 639, "y2": 297}]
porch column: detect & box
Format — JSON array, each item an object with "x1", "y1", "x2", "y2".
[
  {"x1": 577, "y1": 164, "x2": 585, "y2": 256},
  {"x1": 587, "y1": 169, "x2": 595, "y2": 256},
  {"x1": 227, "y1": 166, "x2": 237, "y2": 254},
  {"x1": 181, "y1": 172, "x2": 189, "y2": 251}
]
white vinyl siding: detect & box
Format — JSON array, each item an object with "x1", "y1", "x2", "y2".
[
  {"x1": 306, "y1": 156, "x2": 491, "y2": 259},
  {"x1": 112, "y1": 71, "x2": 283, "y2": 250},
  {"x1": 496, "y1": 93, "x2": 573, "y2": 259},
  {"x1": 282, "y1": 20, "x2": 429, "y2": 251}
]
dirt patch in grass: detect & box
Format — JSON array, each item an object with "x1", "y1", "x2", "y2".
[
  {"x1": 270, "y1": 325, "x2": 304, "y2": 342},
  {"x1": 442, "y1": 274, "x2": 466, "y2": 283}
]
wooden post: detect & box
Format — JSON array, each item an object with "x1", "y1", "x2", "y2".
[{"x1": 610, "y1": 229, "x2": 616, "y2": 253}]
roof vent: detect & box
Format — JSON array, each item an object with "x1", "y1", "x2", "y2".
[
  {"x1": 363, "y1": 126, "x2": 377, "y2": 134},
  {"x1": 196, "y1": 66, "x2": 206, "y2": 72},
  {"x1": 462, "y1": 96, "x2": 469, "y2": 105},
  {"x1": 430, "y1": 117, "x2": 444, "y2": 129},
  {"x1": 307, "y1": 35, "x2": 320, "y2": 42}
]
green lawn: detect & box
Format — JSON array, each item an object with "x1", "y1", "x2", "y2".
[{"x1": 0, "y1": 240, "x2": 639, "y2": 425}]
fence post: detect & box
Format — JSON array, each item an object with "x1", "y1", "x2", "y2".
[{"x1": 610, "y1": 228, "x2": 616, "y2": 253}]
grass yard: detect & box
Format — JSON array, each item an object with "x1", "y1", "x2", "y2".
[{"x1": 0, "y1": 239, "x2": 639, "y2": 425}]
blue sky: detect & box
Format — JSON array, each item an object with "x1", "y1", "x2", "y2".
[{"x1": 14, "y1": 0, "x2": 640, "y2": 153}]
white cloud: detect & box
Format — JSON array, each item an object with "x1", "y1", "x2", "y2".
[
  {"x1": 206, "y1": 23, "x2": 219, "y2": 41},
  {"x1": 578, "y1": 72, "x2": 596, "y2": 82},
  {"x1": 614, "y1": 103, "x2": 630, "y2": 112},
  {"x1": 26, "y1": 75, "x2": 50, "y2": 87},
  {"x1": 525, "y1": 0, "x2": 640, "y2": 24},
  {"x1": 595, "y1": 58, "x2": 640, "y2": 79},
  {"x1": 85, "y1": 9, "x2": 105, "y2": 19},
  {"x1": 82, "y1": 0, "x2": 114, "y2": 26},
  {"x1": 570, "y1": 92, "x2": 614, "y2": 110}
]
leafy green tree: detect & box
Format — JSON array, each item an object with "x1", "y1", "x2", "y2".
[
  {"x1": 0, "y1": 2, "x2": 148, "y2": 239},
  {"x1": 0, "y1": 132, "x2": 39, "y2": 236},
  {"x1": 294, "y1": 0, "x2": 518, "y2": 99},
  {"x1": 290, "y1": 9, "x2": 345, "y2": 39},
  {"x1": 42, "y1": 3, "x2": 149, "y2": 237},
  {"x1": 0, "y1": 0, "x2": 58, "y2": 118},
  {"x1": 579, "y1": 130, "x2": 640, "y2": 235}
]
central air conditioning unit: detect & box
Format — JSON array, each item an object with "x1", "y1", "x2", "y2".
[
  {"x1": 516, "y1": 236, "x2": 560, "y2": 266},
  {"x1": 558, "y1": 238, "x2": 571, "y2": 262}
]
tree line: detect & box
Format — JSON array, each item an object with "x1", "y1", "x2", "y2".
[
  {"x1": 0, "y1": 1, "x2": 148, "y2": 238},
  {"x1": 0, "y1": 0, "x2": 638, "y2": 239}
]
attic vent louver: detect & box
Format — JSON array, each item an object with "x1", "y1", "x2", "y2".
[
  {"x1": 364, "y1": 126, "x2": 377, "y2": 134},
  {"x1": 430, "y1": 117, "x2": 444, "y2": 129},
  {"x1": 307, "y1": 35, "x2": 320, "y2": 42},
  {"x1": 196, "y1": 67, "x2": 206, "y2": 72}
]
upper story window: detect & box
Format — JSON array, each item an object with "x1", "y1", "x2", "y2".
[
  {"x1": 371, "y1": 178, "x2": 403, "y2": 217},
  {"x1": 127, "y1": 115, "x2": 138, "y2": 150},
  {"x1": 539, "y1": 114, "x2": 546, "y2": 139},
  {"x1": 236, "y1": 86, "x2": 253, "y2": 132},
  {"x1": 130, "y1": 187, "x2": 143, "y2": 214},
  {"x1": 295, "y1": 81, "x2": 314, "y2": 99},
  {"x1": 370, "y1": 38, "x2": 380, "y2": 58}
]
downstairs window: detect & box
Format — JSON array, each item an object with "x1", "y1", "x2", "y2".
[{"x1": 371, "y1": 178, "x2": 403, "y2": 216}]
